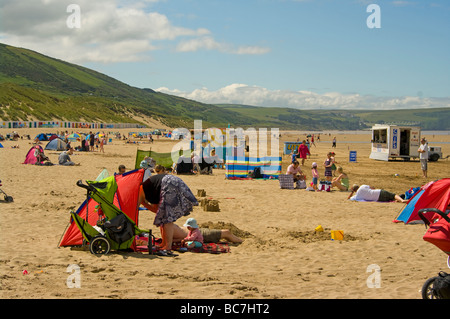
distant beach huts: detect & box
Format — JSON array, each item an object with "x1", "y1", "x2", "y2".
[{"x1": 0, "y1": 120, "x2": 146, "y2": 129}]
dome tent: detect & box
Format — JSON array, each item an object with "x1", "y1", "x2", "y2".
[{"x1": 45, "y1": 138, "x2": 67, "y2": 151}]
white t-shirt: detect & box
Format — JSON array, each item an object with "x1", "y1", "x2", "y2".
[
  {"x1": 192, "y1": 155, "x2": 200, "y2": 164},
  {"x1": 354, "y1": 185, "x2": 381, "y2": 201},
  {"x1": 419, "y1": 143, "x2": 428, "y2": 160}
]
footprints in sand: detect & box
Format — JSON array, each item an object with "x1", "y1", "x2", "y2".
[
  {"x1": 29, "y1": 199, "x2": 77, "y2": 212},
  {"x1": 144, "y1": 271, "x2": 262, "y2": 297}
]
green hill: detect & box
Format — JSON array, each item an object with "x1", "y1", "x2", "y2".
[
  {"x1": 0, "y1": 43, "x2": 250, "y2": 128},
  {"x1": 1, "y1": 42, "x2": 448, "y2": 130},
  {"x1": 351, "y1": 108, "x2": 450, "y2": 130},
  {"x1": 216, "y1": 104, "x2": 450, "y2": 130}
]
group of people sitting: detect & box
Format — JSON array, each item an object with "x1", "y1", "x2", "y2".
[
  {"x1": 33, "y1": 145, "x2": 80, "y2": 166},
  {"x1": 286, "y1": 159, "x2": 349, "y2": 191},
  {"x1": 286, "y1": 149, "x2": 408, "y2": 203},
  {"x1": 172, "y1": 150, "x2": 223, "y2": 175}
]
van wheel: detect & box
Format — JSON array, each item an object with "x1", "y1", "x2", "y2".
[{"x1": 429, "y1": 154, "x2": 439, "y2": 162}]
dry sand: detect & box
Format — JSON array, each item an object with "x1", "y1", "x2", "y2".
[{"x1": 0, "y1": 128, "x2": 449, "y2": 299}]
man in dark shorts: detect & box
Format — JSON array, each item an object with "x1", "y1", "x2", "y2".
[
  {"x1": 170, "y1": 223, "x2": 244, "y2": 243},
  {"x1": 348, "y1": 184, "x2": 408, "y2": 203}
]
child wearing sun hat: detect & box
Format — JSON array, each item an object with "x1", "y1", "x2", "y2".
[{"x1": 181, "y1": 218, "x2": 204, "y2": 248}]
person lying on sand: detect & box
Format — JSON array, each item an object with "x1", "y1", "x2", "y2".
[
  {"x1": 348, "y1": 184, "x2": 408, "y2": 203},
  {"x1": 170, "y1": 222, "x2": 244, "y2": 244}
]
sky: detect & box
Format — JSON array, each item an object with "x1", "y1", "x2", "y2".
[{"x1": 0, "y1": 0, "x2": 449, "y2": 110}]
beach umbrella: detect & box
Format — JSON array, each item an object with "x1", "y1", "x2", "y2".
[{"x1": 67, "y1": 133, "x2": 81, "y2": 140}]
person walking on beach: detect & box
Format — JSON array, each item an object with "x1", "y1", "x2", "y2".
[
  {"x1": 332, "y1": 136, "x2": 337, "y2": 148},
  {"x1": 418, "y1": 137, "x2": 428, "y2": 178},
  {"x1": 310, "y1": 135, "x2": 316, "y2": 147},
  {"x1": 297, "y1": 140, "x2": 310, "y2": 166}
]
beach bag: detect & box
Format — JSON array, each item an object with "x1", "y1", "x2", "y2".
[
  {"x1": 432, "y1": 272, "x2": 450, "y2": 299},
  {"x1": 318, "y1": 181, "x2": 325, "y2": 191},
  {"x1": 405, "y1": 187, "x2": 420, "y2": 200},
  {"x1": 419, "y1": 209, "x2": 450, "y2": 256},
  {"x1": 251, "y1": 167, "x2": 263, "y2": 179},
  {"x1": 104, "y1": 214, "x2": 135, "y2": 246},
  {"x1": 319, "y1": 180, "x2": 330, "y2": 192},
  {"x1": 279, "y1": 174, "x2": 294, "y2": 190},
  {"x1": 296, "y1": 180, "x2": 306, "y2": 189}
]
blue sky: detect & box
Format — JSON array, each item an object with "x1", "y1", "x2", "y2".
[{"x1": 1, "y1": 0, "x2": 449, "y2": 109}]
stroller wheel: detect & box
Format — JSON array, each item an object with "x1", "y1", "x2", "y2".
[
  {"x1": 5, "y1": 195, "x2": 13, "y2": 203},
  {"x1": 421, "y1": 276, "x2": 440, "y2": 299},
  {"x1": 89, "y1": 236, "x2": 111, "y2": 255}
]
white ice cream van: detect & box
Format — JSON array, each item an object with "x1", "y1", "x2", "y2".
[{"x1": 369, "y1": 124, "x2": 421, "y2": 161}]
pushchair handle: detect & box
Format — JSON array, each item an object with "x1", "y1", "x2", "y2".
[
  {"x1": 76, "y1": 180, "x2": 92, "y2": 191},
  {"x1": 418, "y1": 208, "x2": 450, "y2": 226}
]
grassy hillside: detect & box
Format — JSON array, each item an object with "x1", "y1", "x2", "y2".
[
  {"x1": 0, "y1": 43, "x2": 251, "y2": 128},
  {"x1": 216, "y1": 105, "x2": 363, "y2": 130},
  {"x1": 353, "y1": 108, "x2": 450, "y2": 130},
  {"x1": 217, "y1": 105, "x2": 450, "y2": 130},
  {"x1": 0, "y1": 82, "x2": 142, "y2": 123}
]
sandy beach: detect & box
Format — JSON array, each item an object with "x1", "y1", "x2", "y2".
[{"x1": 1, "y1": 127, "x2": 449, "y2": 300}]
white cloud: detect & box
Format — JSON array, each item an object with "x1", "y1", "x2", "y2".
[
  {"x1": 0, "y1": 0, "x2": 268, "y2": 63},
  {"x1": 391, "y1": 1, "x2": 416, "y2": 6},
  {"x1": 156, "y1": 84, "x2": 450, "y2": 110},
  {"x1": 176, "y1": 36, "x2": 270, "y2": 55}
]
